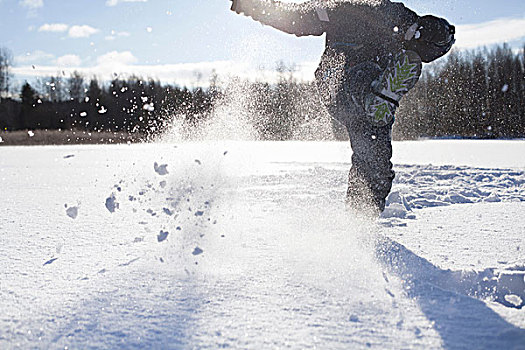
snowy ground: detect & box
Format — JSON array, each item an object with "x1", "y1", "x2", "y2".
[{"x1": 0, "y1": 140, "x2": 524, "y2": 349}]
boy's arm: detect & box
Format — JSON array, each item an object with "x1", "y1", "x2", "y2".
[
  {"x1": 231, "y1": 0, "x2": 326, "y2": 37},
  {"x1": 388, "y1": 2, "x2": 455, "y2": 62}
]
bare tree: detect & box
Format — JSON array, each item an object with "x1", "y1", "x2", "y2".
[
  {"x1": 0, "y1": 47, "x2": 13, "y2": 101},
  {"x1": 68, "y1": 71, "x2": 85, "y2": 102},
  {"x1": 42, "y1": 75, "x2": 66, "y2": 102}
]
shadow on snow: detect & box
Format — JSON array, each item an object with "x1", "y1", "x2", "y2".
[{"x1": 376, "y1": 235, "x2": 525, "y2": 349}]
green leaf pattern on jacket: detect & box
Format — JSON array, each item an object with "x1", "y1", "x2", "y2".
[{"x1": 388, "y1": 55, "x2": 418, "y2": 93}]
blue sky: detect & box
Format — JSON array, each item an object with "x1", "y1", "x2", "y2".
[{"x1": 1, "y1": 0, "x2": 524, "y2": 89}]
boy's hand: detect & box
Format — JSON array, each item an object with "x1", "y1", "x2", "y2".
[
  {"x1": 231, "y1": 0, "x2": 253, "y2": 14},
  {"x1": 416, "y1": 15, "x2": 455, "y2": 47},
  {"x1": 404, "y1": 15, "x2": 455, "y2": 63},
  {"x1": 230, "y1": 0, "x2": 240, "y2": 13}
]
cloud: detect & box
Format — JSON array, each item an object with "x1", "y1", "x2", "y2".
[
  {"x1": 105, "y1": 31, "x2": 131, "y2": 41},
  {"x1": 37, "y1": 23, "x2": 100, "y2": 38},
  {"x1": 455, "y1": 17, "x2": 525, "y2": 49},
  {"x1": 19, "y1": 0, "x2": 43, "y2": 9},
  {"x1": 106, "y1": 0, "x2": 147, "y2": 6},
  {"x1": 38, "y1": 23, "x2": 69, "y2": 33},
  {"x1": 14, "y1": 50, "x2": 54, "y2": 64},
  {"x1": 12, "y1": 55, "x2": 319, "y2": 88},
  {"x1": 68, "y1": 25, "x2": 99, "y2": 38},
  {"x1": 56, "y1": 54, "x2": 82, "y2": 67},
  {"x1": 96, "y1": 51, "x2": 138, "y2": 66}
]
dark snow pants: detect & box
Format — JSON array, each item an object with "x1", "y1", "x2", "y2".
[{"x1": 315, "y1": 51, "x2": 395, "y2": 215}]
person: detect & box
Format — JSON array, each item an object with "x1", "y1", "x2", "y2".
[{"x1": 230, "y1": 0, "x2": 455, "y2": 216}]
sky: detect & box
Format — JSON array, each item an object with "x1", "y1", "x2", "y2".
[{"x1": 0, "y1": 0, "x2": 524, "y2": 89}]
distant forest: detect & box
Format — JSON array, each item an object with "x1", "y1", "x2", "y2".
[
  {"x1": 0, "y1": 43, "x2": 524, "y2": 142},
  {"x1": 396, "y1": 44, "x2": 525, "y2": 140}
]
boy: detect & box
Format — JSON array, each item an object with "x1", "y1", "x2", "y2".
[{"x1": 231, "y1": 0, "x2": 455, "y2": 216}]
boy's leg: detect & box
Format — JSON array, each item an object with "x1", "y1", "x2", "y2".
[
  {"x1": 315, "y1": 51, "x2": 420, "y2": 216},
  {"x1": 335, "y1": 62, "x2": 395, "y2": 215},
  {"x1": 316, "y1": 60, "x2": 395, "y2": 215},
  {"x1": 346, "y1": 118, "x2": 395, "y2": 215},
  {"x1": 343, "y1": 52, "x2": 421, "y2": 215}
]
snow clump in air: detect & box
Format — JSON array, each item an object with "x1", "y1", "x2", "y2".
[
  {"x1": 192, "y1": 247, "x2": 204, "y2": 256},
  {"x1": 105, "y1": 193, "x2": 119, "y2": 213},
  {"x1": 504, "y1": 294, "x2": 523, "y2": 308},
  {"x1": 65, "y1": 205, "x2": 79, "y2": 219},
  {"x1": 157, "y1": 230, "x2": 169, "y2": 242},
  {"x1": 43, "y1": 257, "x2": 58, "y2": 266},
  {"x1": 143, "y1": 103, "x2": 155, "y2": 112},
  {"x1": 154, "y1": 162, "x2": 169, "y2": 176}
]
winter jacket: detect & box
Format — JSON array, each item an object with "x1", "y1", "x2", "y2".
[
  {"x1": 232, "y1": 0, "x2": 419, "y2": 64},
  {"x1": 233, "y1": 0, "x2": 455, "y2": 64}
]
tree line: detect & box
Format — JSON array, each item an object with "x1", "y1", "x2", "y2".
[
  {"x1": 0, "y1": 43, "x2": 524, "y2": 141},
  {"x1": 395, "y1": 44, "x2": 525, "y2": 139}
]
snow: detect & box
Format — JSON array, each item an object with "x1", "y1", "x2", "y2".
[
  {"x1": 379, "y1": 163, "x2": 525, "y2": 220},
  {"x1": 0, "y1": 140, "x2": 523, "y2": 349},
  {"x1": 105, "y1": 193, "x2": 119, "y2": 213},
  {"x1": 157, "y1": 230, "x2": 169, "y2": 242},
  {"x1": 153, "y1": 161, "x2": 169, "y2": 175},
  {"x1": 65, "y1": 204, "x2": 79, "y2": 219},
  {"x1": 192, "y1": 247, "x2": 204, "y2": 256},
  {"x1": 143, "y1": 103, "x2": 155, "y2": 112}
]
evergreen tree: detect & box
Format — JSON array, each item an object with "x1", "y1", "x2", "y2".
[
  {"x1": 87, "y1": 77, "x2": 102, "y2": 103},
  {"x1": 21, "y1": 82, "x2": 37, "y2": 107}
]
